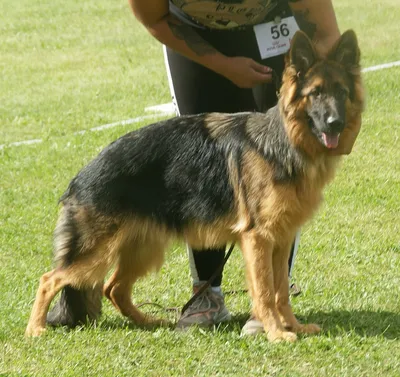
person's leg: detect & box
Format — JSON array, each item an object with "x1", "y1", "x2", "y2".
[
  {"x1": 164, "y1": 43, "x2": 257, "y2": 327},
  {"x1": 288, "y1": 231, "x2": 301, "y2": 281}
]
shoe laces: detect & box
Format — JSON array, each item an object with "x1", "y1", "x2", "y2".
[{"x1": 184, "y1": 288, "x2": 221, "y2": 315}]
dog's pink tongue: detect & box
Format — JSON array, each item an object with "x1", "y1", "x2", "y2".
[{"x1": 322, "y1": 133, "x2": 340, "y2": 149}]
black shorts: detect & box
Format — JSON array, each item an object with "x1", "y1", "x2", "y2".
[{"x1": 164, "y1": 5, "x2": 293, "y2": 115}]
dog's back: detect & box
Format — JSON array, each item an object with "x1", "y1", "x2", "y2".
[{"x1": 62, "y1": 118, "x2": 235, "y2": 229}]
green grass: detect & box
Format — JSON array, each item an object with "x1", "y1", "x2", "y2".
[{"x1": 1, "y1": 0, "x2": 400, "y2": 376}]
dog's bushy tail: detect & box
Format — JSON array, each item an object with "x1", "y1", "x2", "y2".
[
  {"x1": 47, "y1": 285, "x2": 102, "y2": 328},
  {"x1": 47, "y1": 198, "x2": 103, "y2": 328}
]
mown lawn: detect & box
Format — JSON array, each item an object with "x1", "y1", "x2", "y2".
[{"x1": 1, "y1": 0, "x2": 399, "y2": 376}]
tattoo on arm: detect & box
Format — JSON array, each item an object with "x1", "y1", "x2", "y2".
[
  {"x1": 167, "y1": 20, "x2": 216, "y2": 56},
  {"x1": 293, "y1": 9, "x2": 317, "y2": 40}
]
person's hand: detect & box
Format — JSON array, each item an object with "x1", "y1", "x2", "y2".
[{"x1": 220, "y1": 57, "x2": 273, "y2": 88}]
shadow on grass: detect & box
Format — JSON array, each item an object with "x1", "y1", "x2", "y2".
[
  {"x1": 220, "y1": 310, "x2": 400, "y2": 339},
  {"x1": 88, "y1": 309, "x2": 400, "y2": 340},
  {"x1": 298, "y1": 310, "x2": 400, "y2": 339}
]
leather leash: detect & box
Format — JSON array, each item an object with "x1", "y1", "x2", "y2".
[{"x1": 181, "y1": 243, "x2": 235, "y2": 315}]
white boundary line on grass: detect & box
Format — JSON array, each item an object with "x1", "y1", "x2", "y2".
[
  {"x1": 0, "y1": 114, "x2": 162, "y2": 150},
  {"x1": 1, "y1": 60, "x2": 399, "y2": 151},
  {"x1": 74, "y1": 114, "x2": 160, "y2": 134},
  {"x1": 362, "y1": 60, "x2": 400, "y2": 72}
]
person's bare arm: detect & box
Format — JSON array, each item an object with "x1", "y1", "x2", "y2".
[
  {"x1": 288, "y1": 0, "x2": 341, "y2": 56},
  {"x1": 129, "y1": 0, "x2": 272, "y2": 88}
]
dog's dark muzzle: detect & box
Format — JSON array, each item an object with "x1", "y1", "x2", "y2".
[{"x1": 326, "y1": 115, "x2": 345, "y2": 133}]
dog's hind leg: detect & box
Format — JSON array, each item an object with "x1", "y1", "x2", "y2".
[
  {"x1": 273, "y1": 240, "x2": 321, "y2": 335},
  {"x1": 104, "y1": 238, "x2": 168, "y2": 327},
  {"x1": 240, "y1": 231, "x2": 297, "y2": 342},
  {"x1": 104, "y1": 269, "x2": 154, "y2": 326},
  {"x1": 26, "y1": 250, "x2": 110, "y2": 337},
  {"x1": 26, "y1": 269, "x2": 71, "y2": 337}
]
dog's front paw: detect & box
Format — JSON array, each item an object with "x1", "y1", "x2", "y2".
[{"x1": 267, "y1": 329, "x2": 297, "y2": 343}]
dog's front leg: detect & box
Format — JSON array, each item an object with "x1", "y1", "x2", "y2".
[
  {"x1": 273, "y1": 240, "x2": 321, "y2": 336},
  {"x1": 240, "y1": 231, "x2": 297, "y2": 342}
]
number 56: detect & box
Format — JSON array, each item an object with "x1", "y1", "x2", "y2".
[{"x1": 271, "y1": 23, "x2": 290, "y2": 39}]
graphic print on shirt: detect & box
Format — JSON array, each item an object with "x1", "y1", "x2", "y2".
[{"x1": 170, "y1": 0, "x2": 278, "y2": 29}]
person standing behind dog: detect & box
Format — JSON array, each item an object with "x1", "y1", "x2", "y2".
[
  {"x1": 47, "y1": 0, "x2": 350, "y2": 334},
  {"x1": 128, "y1": 0, "x2": 343, "y2": 334}
]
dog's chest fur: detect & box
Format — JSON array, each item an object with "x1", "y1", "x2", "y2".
[{"x1": 206, "y1": 110, "x2": 341, "y2": 235}]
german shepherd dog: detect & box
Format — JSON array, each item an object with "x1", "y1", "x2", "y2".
[{"x1": 26, "y1": 30, "x2": 364, "y2": 342}]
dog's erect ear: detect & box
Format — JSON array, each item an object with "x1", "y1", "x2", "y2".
[
  {"x1": 329, "y1": 29, "x2": 360, "y2": 69},
  {"x1": 289, "y1": 31, "x2": 317, "y2": 75}
]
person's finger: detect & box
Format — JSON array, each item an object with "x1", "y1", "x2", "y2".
[
  {"x1": 250, "y1": 60, "x2": 273, "y2": 74},
  {"x1": 252, "y1": 71, "x2": 273, "y2": 84}
]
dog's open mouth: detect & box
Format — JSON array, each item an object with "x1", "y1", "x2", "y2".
[{"x1": 322, "y1": 132, "x2": 340, "y2": 149}]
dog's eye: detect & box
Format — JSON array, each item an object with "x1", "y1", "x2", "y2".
[{"x1": 309, "y1": 87, "x2": 322, "y2": 97}]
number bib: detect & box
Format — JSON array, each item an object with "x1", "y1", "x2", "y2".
[{"x1": 254, "y1": 16, "x2": 299, "y2": 59}]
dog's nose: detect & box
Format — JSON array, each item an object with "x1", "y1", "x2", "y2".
[{"x1": 327, "y1": 115, "x2": 344, "y2": 132}]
